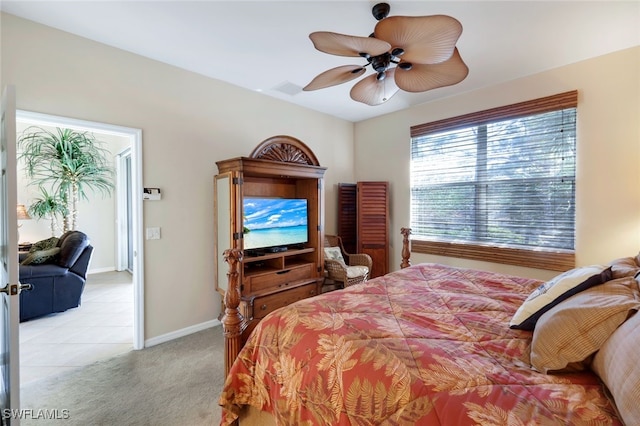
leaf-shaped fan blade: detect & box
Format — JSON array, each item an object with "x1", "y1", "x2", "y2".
[
  {"x1": 375, "y1": 15, "x2": 463, "y2": 64},
  {"x1": 350, "y1": 68, "x2": 399, "y2": 106},
  {"x1": 394, "y1": 48, "x2": 469, "y2": 92},
  {"x1": 303, "y1": 65, "x2": 366, "y2": 91},
  {"x1": 309, "y1": 32, "x2": 391, "y2": 57}
]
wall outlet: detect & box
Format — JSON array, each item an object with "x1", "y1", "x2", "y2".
[{"x1": 146, "y1": 227, "x2": 161, "y2": 240}]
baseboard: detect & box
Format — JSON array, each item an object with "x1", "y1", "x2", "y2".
[
  {"x1": 87, "y1": 266, "x2": 117, "y2": 275},
  {"x1": 144, "y1": 319, "x2": 221, "y2": 348}
]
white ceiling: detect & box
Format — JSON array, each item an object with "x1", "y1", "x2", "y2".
[{"x1": 2, "y1": 1, "x2": 639, "y2": 122}]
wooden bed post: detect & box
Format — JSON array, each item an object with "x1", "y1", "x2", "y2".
[
  {"x1": 222, "y1": 248, "x2": 244, "y2": 377},
  {"x1": 222, "y1": 230, "x2": 412, "y2": 376},
  {"x1": 400, "y1": 227, "x2": 411, "y2": 269}
]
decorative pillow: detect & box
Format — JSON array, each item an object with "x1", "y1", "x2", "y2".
[
  {"x1": 324, "y1": 247, "x2": 345, "y2": 264},
  {"x1": 20, "y1": 247, "x2": 61, "y2": 265},
  {"x1": 346, "y1": 265, "x2": 369, "y2": 279},
  {"x1": 28, "y1": 237, "x2": 59, "y2": 253},
  {"x1": 609, "y1": 254, "x2": 640, "y2": 279},
  {"x1": 591, "y1": 308, "x2": 640, "y2": 426},
  {"x1": 530, "y1": 276, "x2": 640, "y2": 373},
  {"x1": 510, "y1": 265, "x2": 612, "y2": 330}
]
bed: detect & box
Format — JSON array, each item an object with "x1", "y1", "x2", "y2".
[{"x1": 219, "y1": 230, "x2": 640, "y2": 425}]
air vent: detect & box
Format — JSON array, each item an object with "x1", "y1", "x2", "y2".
[{"x1": 272, "y1": 81, "x2": 303, "y2": 96}]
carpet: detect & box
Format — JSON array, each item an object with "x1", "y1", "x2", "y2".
[{"x1": 20, "y1": 326, "x2": 225, "y2": 425}]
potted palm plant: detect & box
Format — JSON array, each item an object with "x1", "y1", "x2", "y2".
[
  {"x1": 27, "y1": 187, "x2": 69, "y2": 237},
  {"x1": 18, "y1": 126, "x2": 115, "y2": 232}
]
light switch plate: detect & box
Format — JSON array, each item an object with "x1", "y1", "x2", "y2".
[{"x1": 146, "y1": 227, "x2": 161, "y2": 240}]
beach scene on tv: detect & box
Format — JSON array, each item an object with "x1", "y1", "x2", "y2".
[{"x1": 243, "y1": 197, "x2": 308, "y2": 251}]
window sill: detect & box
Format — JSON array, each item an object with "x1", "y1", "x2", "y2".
[{"x1": 411, "y1": 239, "x2": 575, "y2": 272}]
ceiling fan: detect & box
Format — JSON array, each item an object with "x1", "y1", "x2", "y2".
[{"x1": 303, "y1": 2, "x2": 469, "y2": 106}]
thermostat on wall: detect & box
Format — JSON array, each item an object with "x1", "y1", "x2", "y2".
[{"x1": 143, "y1": 188, "x2": 161, "y2": 201}]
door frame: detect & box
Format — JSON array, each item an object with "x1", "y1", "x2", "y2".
[
  {"x1": 116, "y1": 147, "x2": 133, "y2": 273},
  {"x1": 15, "y1": 110, "x2": 145, "y2": 350}
]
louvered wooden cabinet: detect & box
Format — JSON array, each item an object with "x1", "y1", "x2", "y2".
[
  {"x1": 337, "y1": 181, "x2": 389, "y2": 278},
  {"x1": 337, "y1": 184, "x2": 357, "y2": 253}
]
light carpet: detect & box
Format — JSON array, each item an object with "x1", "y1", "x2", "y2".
[{"x1": 20, "y1": 326, "x2": 225, "y2": 425}]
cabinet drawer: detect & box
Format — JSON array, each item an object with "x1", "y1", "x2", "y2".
[
  {"x1": 245, "y1": 263, "x2": 314, "y2": 294},
  {"x1": 249, "y1": 282, "x2": 318, "y2": 319}
]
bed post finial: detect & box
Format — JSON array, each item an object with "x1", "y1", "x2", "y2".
[
  {"x1": 222, "y1": 248, "x2": 244, "y2": 377},
  {"x1": 400, "y1": 228, "x2": 412, "y2": 269}
]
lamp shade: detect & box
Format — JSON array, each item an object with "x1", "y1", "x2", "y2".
[{"x1": 17, "y1": 204, "x2": 31, "y2": 220}]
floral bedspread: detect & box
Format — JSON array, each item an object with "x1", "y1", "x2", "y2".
[{"x1": 219, "y1": 263, "x2": 621, "y2": 425}]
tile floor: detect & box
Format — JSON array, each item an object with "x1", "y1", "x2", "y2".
[{"x1": 19, "y1": 270, "x2": 134, "y2": 386}]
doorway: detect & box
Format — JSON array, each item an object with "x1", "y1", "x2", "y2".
[{"x1": 15, "y1": 111, "x2": 144, "y2": 370}]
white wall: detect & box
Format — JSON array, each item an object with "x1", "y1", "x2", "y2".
[
  {"x1": 1, "y1": 13, "x2": 355, "y2": 340},
  {"x1": 355, "y1": 46, "x2": 640, "y2": 281}
]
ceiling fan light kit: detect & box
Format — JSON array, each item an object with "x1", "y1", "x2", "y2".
[{"x1": 303, "y1": 2, "x2": 468, "y2": 106}]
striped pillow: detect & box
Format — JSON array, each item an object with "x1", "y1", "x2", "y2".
[
  {"x1": 608, "y1": 254, "x2": 640, "y2": 279},
  {"x1": 530, "y1": 276, "x2": 640, "y2": 374},
  {"x1": 591, "y1": 308, "x2": 640, "y2": 426}
]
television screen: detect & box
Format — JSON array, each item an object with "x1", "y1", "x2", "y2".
[{"x1": 242, "y1": 197, "x2": 308, "y2": 251}]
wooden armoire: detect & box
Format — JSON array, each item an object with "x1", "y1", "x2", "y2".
[
  {"x1": 214, "y1": 136, "x2": 326, "y2": 340},
  {"x1": 337, "y1": 181, "x2": 389, "y2": 278}
]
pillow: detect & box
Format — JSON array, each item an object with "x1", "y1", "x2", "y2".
[
  {"x1": 510, "y1": 265, "x2": 612, "y2": 330},
  {"x1": 346, "y1": 265, "x2": 369, "y2": 278},
  {"x1": 20, "y1": 247, "x2": 61, "y2": 265},
  {"x1": 609, "y1": 254, "x2": 640, "y2": 279},
  {"x1": 323, "y1": 247, "x2": 345, "y2": 264},
  {"x1": 530, "y1": 276, "x2": 640, "y2": 373},
  {"x1": 28, "y1": 236, "x2": 59, "y2": 253},
  {"x1": 591, "y1": 308, "x2": 640, "y2": 426}
]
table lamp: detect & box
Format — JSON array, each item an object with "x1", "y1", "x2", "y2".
[{"x1": 17, "y1": 203, "x2": 31, "y2": 244}]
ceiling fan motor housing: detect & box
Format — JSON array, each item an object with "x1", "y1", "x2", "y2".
[
  {"x1": 372, "y1": 3, "x2": 391, "y2": 21},
  {"x1": 371, "y1": 53, "x2": 391, "y2": 72}
]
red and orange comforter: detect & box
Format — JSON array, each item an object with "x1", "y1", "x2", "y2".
[{"x1": 219, "y1": 263, "x2": 621, "y2": 425}]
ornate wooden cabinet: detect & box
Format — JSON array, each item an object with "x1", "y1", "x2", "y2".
[
  {"x1": 214, "y1": 136, "x2": 326, "y2": 339},
  {"x1": 337, "y1": 181, "x2": 389, "y2": 278}
]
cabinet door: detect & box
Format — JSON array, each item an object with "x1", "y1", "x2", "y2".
[
  {"x1": 214, "y1": 171, "x2": 241, "y2": 294},
  {"x1": 337, "y1": 183, "x2": 357, "y2": 254},
  {"x1": 357, "y1": 181, "x2": 389, "y2": 278}
]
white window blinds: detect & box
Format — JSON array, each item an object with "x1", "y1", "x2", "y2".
[{"x1": 409, "y1": 91, "x2": 578, "y2": 268}]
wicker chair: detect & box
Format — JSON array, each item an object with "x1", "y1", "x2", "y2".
[{"x1": 323, "y1": 235, "x2": 372, "y2": 288}]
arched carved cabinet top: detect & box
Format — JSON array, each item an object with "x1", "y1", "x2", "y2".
[{"x1": 249, "y1": 135, "x2": 320, "y2": 166}]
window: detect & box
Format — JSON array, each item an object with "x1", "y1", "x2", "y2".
[{"x1": 410, "y1": 91, "x2": 577, "y2": 271}]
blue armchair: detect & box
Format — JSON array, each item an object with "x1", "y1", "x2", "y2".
[{"x1": 19, "y1": 231, "x2": 94, "y2": 322}]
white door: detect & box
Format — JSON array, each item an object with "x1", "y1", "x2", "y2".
[{"x1": 0, "y1": 85, "x2": 21, "y2": 424}]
